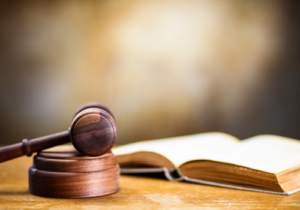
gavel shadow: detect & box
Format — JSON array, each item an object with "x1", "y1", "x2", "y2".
[{"x1": 0, "y1": 190, "x2": 29, "y2": 196}]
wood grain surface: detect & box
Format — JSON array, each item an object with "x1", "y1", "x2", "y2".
[
  {"x1": 34, "y1": 150, "x2": 117, "y2": 172},
  {"x1": 70, "y1": 108, "x2": 117, "y2": 156},
  {"x1": 29, "y1": 164, "x2": 119, "y2": 198},
  {"x1": 1, "y1": 155, "x2": 300, "y2": 209},
  {"x1": 29, "y1": 149, "x2": 119, "y2": 198}
]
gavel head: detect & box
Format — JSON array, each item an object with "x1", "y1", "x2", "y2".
[{"x1": 69, "y1": 103, "x2": 117, "y2": 156}]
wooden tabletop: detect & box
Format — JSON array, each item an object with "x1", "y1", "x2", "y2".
[{"x1": 1, "y1": 156, "x2": 300, "y2": 210}]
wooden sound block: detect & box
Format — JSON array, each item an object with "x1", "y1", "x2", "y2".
[{"x1": 29, "y1": 146, "x2": 120, "y2": 198}]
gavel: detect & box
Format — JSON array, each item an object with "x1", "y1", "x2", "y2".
[{"x1": 0, "y1": 103, "x2": 117, "y2": 163}]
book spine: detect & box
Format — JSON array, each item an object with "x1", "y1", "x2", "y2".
[{"x1": 163, "y1": 168, "x2": 184, "y2": 181}]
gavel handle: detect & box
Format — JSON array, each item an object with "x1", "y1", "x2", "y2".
[{"x1": 0, "y1": 130, "x2": 70, "y2": 163}]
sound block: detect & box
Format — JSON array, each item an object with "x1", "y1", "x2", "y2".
[{"x1": 29, "y1": 145, "x2": 120, "y2": 198}]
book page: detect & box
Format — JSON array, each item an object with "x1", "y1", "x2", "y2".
[
  {"x1": 199, "y1": 135, "x2": 300, "y2": 173},
  {"x1": 113, "y1": 132, "x2": 239, "y2": 167}
]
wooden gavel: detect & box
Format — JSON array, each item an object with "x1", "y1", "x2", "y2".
[{"x1": 0, "y1": 103, "x2": 117, "y2": 163}]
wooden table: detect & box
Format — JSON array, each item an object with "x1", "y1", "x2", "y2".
[{"x1": 1, "y1": 156, "x2": 300, "y2": 210}]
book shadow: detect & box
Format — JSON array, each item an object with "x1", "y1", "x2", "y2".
[{"x1": 121, "y1": 172, "x2": 167, "y2": 179}]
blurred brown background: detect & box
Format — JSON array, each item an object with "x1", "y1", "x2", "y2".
[{"x1": 0, "y1": 0, "x2": 299, "y2": 145}]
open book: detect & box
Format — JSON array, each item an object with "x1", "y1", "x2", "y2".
[{"x1": 112, "y1": 132, "x2": 300, "y2": 195}]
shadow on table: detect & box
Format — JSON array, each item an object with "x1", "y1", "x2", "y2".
[
  {"x1": 121, "y1": 172, "x2": 167, "y2": 180},
  {"x1": 0, "y1": 190, "x2": 29, "y2": 196}
]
